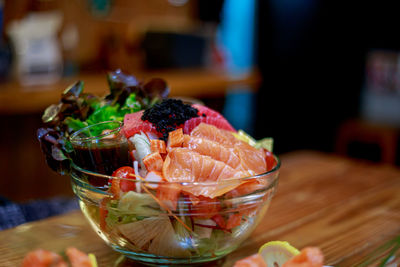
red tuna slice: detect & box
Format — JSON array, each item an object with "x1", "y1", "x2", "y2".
[
  {"x1": 188, "y1": 104, "x2": 235, "y2": 134},
  {"x1": 123, "y1": 111, "x2": 157, "y2": 138},
  {"x1": 183, "y1": 116, "x2": 235, "y2": 134},
  {"x1": 192, "y1": 104, "x2": 224, "y2": 118}
]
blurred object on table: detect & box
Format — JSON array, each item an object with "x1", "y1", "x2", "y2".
[
  {"x1": 336, "y1": 50, "x2": 400, "y2": 165},
  {"x1": 6, "y1": 11, "x2": 63, "y2": 86}
]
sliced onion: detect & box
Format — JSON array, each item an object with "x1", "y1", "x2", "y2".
[
  {"x1": 129, "y1": 132, "x2": 151, "y2": 169},
  {"x1": 133, "y1": 160, "x2": 141, "y2": 193},
  {"x1": 144, "y1": 171, "x2": 162, "y2": 189},
  {"x1": 193, "y1": 218, "x2": 216, "y2": 239},
  {"x1": 118, "y1": 215, "x2": 190, "y2": 257}
]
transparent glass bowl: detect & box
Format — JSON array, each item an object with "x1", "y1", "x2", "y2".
[{"x1": 70, "y1": 157, "x2": 280, "y2": 266}]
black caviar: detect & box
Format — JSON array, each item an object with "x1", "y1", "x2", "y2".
[{"x1": 141, "y1": 99, "x2": 199, "y2": 140}]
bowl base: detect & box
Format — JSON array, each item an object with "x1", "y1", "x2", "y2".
[{"x1": 112, "y1": 246, "x2": 228, "y2": 266}]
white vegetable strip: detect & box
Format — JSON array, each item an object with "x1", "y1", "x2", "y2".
[
  {"x1": 144, "y1": 171, "x2": 162, "y2": 189},
  {"x1": 193, "y1": 219, "x2": 216, "y2": 239},
  {"x1": 178, "y1": 195, "x2": 185, "y2": 222},
  {"x1": 129, "y1": 132, "x2": 151, "y2": 169},
  {"x1": 133, "y1": 160, "x2": 141, "y2": 193}
]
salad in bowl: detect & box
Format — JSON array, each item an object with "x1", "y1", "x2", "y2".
[{"x1": 37, "y1": 70, "x2": 280, "y2": 266}]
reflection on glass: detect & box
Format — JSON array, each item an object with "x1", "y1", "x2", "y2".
[{"x1": 69, "y1": 121, "x2": 131, "y2": 183}]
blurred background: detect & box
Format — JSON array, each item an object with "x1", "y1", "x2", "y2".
[{"x1": 0, "y1": 0, "x2": 399, "y2": 208}]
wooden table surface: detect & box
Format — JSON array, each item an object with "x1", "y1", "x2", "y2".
[
  {"x1": 0, "y1": 69, "x2": 261, "y2": 114},
  {"x1": 1, "y1": 151, "x2": 399, "y2": 266}
]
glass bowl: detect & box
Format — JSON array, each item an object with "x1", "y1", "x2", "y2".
[{"x1": 70, "y1": 157, "x2": 280, "y2": 266}]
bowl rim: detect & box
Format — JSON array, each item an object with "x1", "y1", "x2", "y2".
[
  {"x1": 69, "y1": 120, "x2": 124, "y2": 143},
  {"x1": 70, "y1": 154, "x2": 281, "y2": 186}
]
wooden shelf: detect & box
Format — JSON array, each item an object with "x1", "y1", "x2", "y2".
[{"x1": 0, "y1": 69, "x2": 261, "y2": 114}]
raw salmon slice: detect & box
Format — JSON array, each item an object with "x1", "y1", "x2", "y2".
[
  {"x1": 183, "y1": 116, "x2": 235, "y2": 134},
  {"x1": 65, "y1": 247, "x2": 92, "y2": 267},
  {"x1": 282, "y1": 247, "x2": 324, "y2": 267},
  {"x1": 226, "y1": 179, "x2": 267, "y2": 198},
  {"x1": 182, "y1": 135, "x2": 240, "y2": 169},
  {"x1": 163, "y1": 148, "x2": 243, "y2": 198},
  {"x1": 191, "y1": 123, "x2": 239, "y2": 146},
  {"x1": 191, "y1": 123, "x2": 267, "y2": 175},
  {"x1": 235, "y1": 146, "x2": 268, "y2": 176},
  {"x1": 163, "y1": 148, "x2": 240, "y2": 183},
  {"x1": 233, "y1": 253, "x2": 267, "y2": 267},
  {"x1": 22, "y1": 249, "x2": 67, "y2": 267},
  {"x1": 156, "y1": 182, "x2": 181, "y2": 211}
]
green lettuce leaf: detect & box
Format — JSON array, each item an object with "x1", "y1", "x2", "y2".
[
  {"x1": 64, "y1": 117, "x2": 88, "y2": 132},
  {"x1": 122, "y1": 93, "x2": 142, "y2": 112},
  {"x1": 64, "y1": 93, "x2": 141, "y2": 137}
]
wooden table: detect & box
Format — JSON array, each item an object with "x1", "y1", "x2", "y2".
[
  {"x1": 1, "y1": 151, "x2": 399, "y2": 266},
  {"x1": 0, "y1": 69, "x2": 261, "y2": 114}
]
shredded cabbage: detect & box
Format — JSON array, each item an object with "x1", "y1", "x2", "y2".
[
  {"x1": 193, "y1": 218, "x2": 216, "y2": 239},
  {"x1": 118, "y1": 215, "x2": 191, "y2": 257},
  {"x1": 105, "y1": 191, "x2": 161, "y2": 228},
  {"x1": 118, "y1": 191, "x2": 161, "y2": 217}
]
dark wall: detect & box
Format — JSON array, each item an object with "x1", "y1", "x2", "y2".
[{"x1": 255, "y1": 0, "x2": 400, "y2": 154}]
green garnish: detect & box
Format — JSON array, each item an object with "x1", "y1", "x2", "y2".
[{"x1": 233, "y1": 130, "x2": 274, "y2": 151}]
